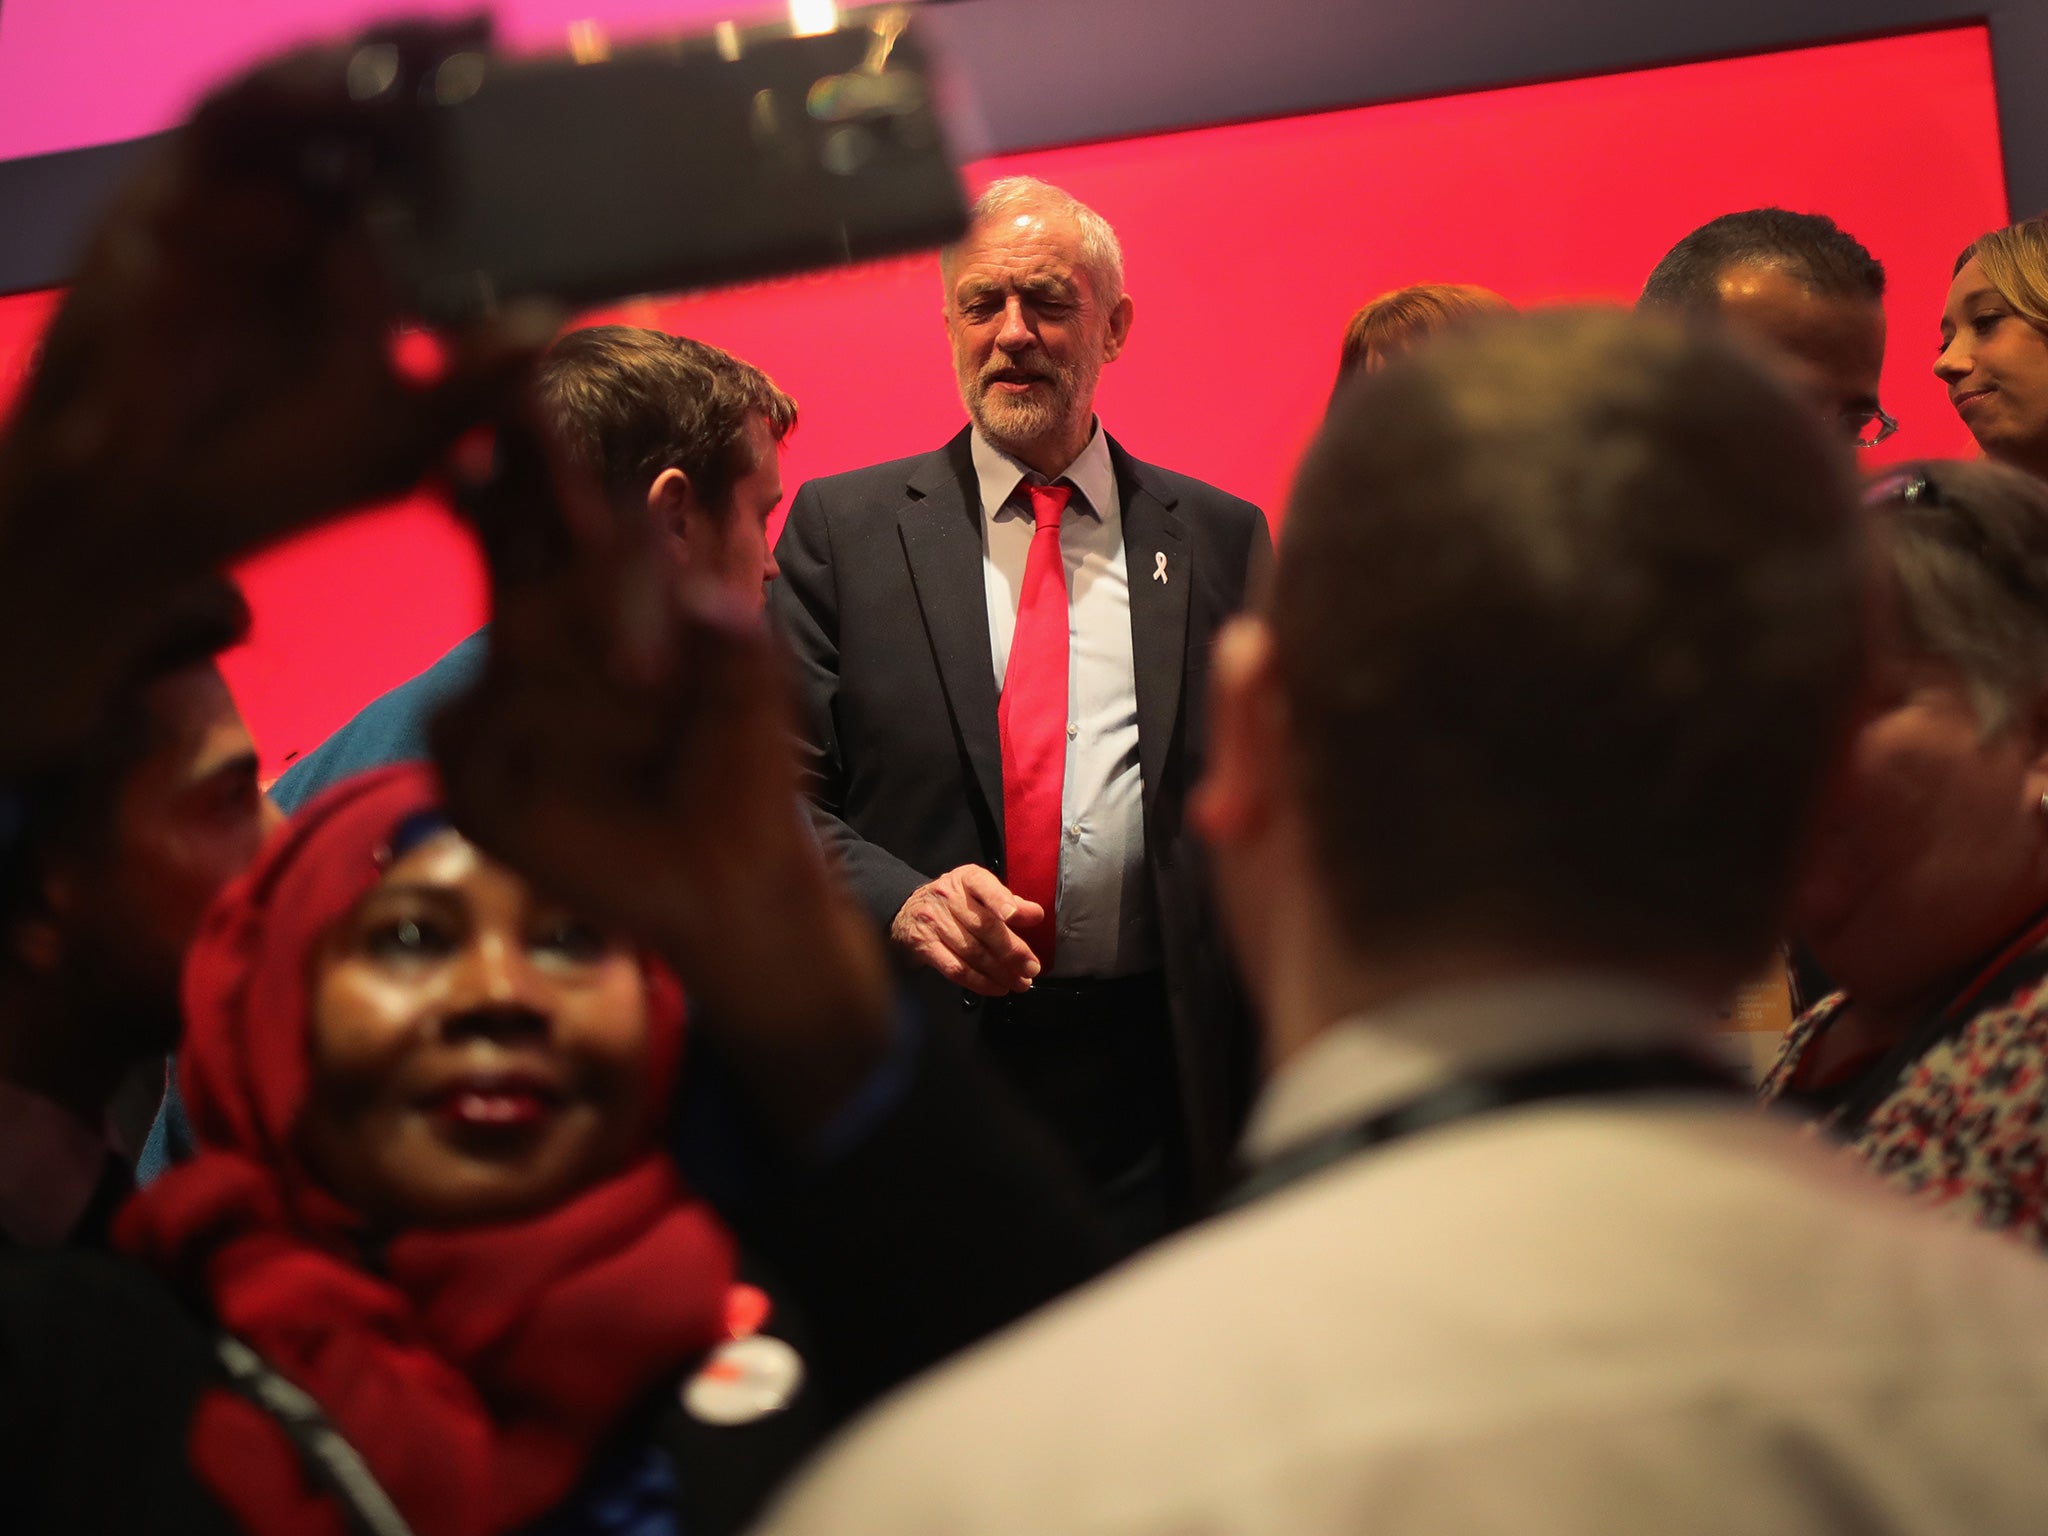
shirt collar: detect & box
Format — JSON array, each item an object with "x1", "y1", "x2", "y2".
[
  {"x1": 1241, "y1": 971, "x2": 1714, "y2": 1166},
  {"x1": 970, "y1": 420, "x2": 1118, "y2": 525},
  {"x1": 0, "y1": 1075, "x2": 117, "y2": 1247}
]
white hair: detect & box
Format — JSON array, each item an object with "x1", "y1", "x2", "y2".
[
  {"x1": 1880, "y1": 459, "x2": 2048, "y2": 736},
  {"x1": 941, "y1": 176, "x2": 1125, "y2": 304}
]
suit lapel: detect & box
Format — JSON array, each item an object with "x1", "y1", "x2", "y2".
[
  {"x1": 1115, "y1": 439, "x2": 1190, "y2": 817},
  {"x1": 900, "y1": 430, "x2": 1005, "y2": 837}
]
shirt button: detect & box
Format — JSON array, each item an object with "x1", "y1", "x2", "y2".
[
  {"x1": 1066, "y1": 824, "x2": 1081, "y2": 839},
  {"x1": 1067, "y1": 723, "x2": 1078, "y2": 738}
]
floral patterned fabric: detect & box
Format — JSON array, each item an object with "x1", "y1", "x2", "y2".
[
  {"x1": 1760, "y1": 942, "x2": 2048, "y2": 1252},
  {"x1": 1756, "y1": 991, "x2": 1848, "y2": 1105}
]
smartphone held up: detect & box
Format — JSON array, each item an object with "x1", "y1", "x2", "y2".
[{"x1": 356, "y1": 5, "x2": 968, "y2": 320}]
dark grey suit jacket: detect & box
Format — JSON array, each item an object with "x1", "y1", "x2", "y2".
[{"x1": 769, "y1": 426, "x2": 1273, "y2": 1200}]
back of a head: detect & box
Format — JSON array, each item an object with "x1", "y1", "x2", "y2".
[
  {"x1": 1276, "y1": 308, "x2": 1865, "y2": 980},
  {"x1": 1639, "y1": 208, "x2": 1885, "y2": 317},
  {"x1": 534, "y1": 325, "x2": 797, "y2": 510},
  {"x1": 1871, "y1": 456, "x2": 2048, "y2": 731},
  {"x1": 1955, "y1": 216, "x2": 2048, "y2": 329},
  {"x1": 1336, "y1": 284, "x2": 1516, "y2": 386}
]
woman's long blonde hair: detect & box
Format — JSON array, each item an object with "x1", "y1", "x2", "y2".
[{"x1": 1956, "y1": 216, "x2": 2048, "y2": 330}]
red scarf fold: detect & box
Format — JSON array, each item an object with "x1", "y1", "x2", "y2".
[{"x1": 116, "y1": 765, "x2": 737, "y2": 1536}]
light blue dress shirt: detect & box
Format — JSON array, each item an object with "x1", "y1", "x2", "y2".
[{"x1": 971, "y1": 424, "x2": 1158, "y2": 980}]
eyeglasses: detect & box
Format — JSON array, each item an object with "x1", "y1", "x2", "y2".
[{"x1": 1843, "y1": 405, "x2": 1899, "y2": 450}]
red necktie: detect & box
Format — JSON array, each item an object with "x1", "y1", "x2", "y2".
[{"x1": 999, "y1": 482, "x2": 1072, "y2": 969}]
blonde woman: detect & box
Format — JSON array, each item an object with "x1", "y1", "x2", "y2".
[{"x1": 1938, "y1": 217, "x2": 2048, "y2": 478}]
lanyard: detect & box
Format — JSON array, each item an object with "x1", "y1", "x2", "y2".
[
  {"x1": 213, "y1": 1335, "x2": 417, "y2": 1536},
  {"x1": 1222, "y1": 1046, "x2": 1750, "y2": 1213}
]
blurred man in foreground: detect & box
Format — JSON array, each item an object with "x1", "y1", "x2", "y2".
[{"x1": 758, "y1": 309, "x2": 2048, "y2": 1536}]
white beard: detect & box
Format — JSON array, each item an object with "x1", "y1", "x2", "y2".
[{"x1": 960, "y1": 355, "x2": 1100, "y2": 461}]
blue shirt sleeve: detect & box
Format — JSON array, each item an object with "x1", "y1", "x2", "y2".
[
  {"x1": 269, "y1": 629, "x2": 494, "y2": 814},
  {"x1": 134, "y1": 1066, "x2": 196, "y2": 1186}
]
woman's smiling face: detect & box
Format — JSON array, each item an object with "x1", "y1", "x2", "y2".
[
  {"x1": 1936, "y1": 258, "x2": 2048, "y2": 469},
  {"x1": 297, "y1": 829, "x2": 656, "y2": 1228}
]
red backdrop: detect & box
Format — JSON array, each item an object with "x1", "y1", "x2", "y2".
[{"x1": 0, "y1": 26, "x2": 2011, "y2": 777}]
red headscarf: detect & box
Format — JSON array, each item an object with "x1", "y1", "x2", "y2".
[{"x1": 116, "y1": 764, "x2": 737, "y2": 1536}]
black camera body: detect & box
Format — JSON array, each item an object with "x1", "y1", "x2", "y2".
[{"x1": 363, "y1": 7, "x2": 966, "y2": 319}]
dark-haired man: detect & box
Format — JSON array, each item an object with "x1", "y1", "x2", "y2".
[
  {"x1": 760, "y1": 309, "x2": 2048, "y2": 1536},
  {"x1": 1640, "y1": 207, "x2": 1893, "y2": 450},
  {"x1": 0, "y1": 599, "x2": 277, "y2": 1247},
  {"x1": 267, "y1": 325, "x2": 795, "y2": 813}
]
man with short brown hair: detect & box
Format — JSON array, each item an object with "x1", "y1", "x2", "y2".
[
  {"x1": 537, "y1": 324, "x2": 797, "y2": 530},
  {"x1": 267, "y1": 325, "x2": 796, "y2": 814}
]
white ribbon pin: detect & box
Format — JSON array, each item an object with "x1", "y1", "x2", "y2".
[{"x1": 1153, "y1": 551, "x2": 1169, "y2": 584}]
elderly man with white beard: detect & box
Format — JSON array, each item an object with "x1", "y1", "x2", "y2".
[{"x1": 769, "y1": 177, "x2": 1271, "y2": 1244}]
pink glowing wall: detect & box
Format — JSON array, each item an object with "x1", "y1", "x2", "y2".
[
  {"x1": 0, "y1": 0, "x2": 800, "y2": 160},
  {"x1": 0, "y1": 26, "x2": 2014, "y2": 780}
]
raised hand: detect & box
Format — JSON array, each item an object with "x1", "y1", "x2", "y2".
[
  {"x1": 891, "y1": 866, "x2": 1044, "y2": 996},
  {"x1": 0, "y1": 22, "x2": 556, "y2": 774}
]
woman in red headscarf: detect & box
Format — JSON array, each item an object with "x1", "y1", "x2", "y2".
[
  {"x1": 2, "y1": 764, "x2": 835, "y2": 1536},
  {"x1": 0, "y1": 715, "x2": 1122, "y2": 1535}
]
